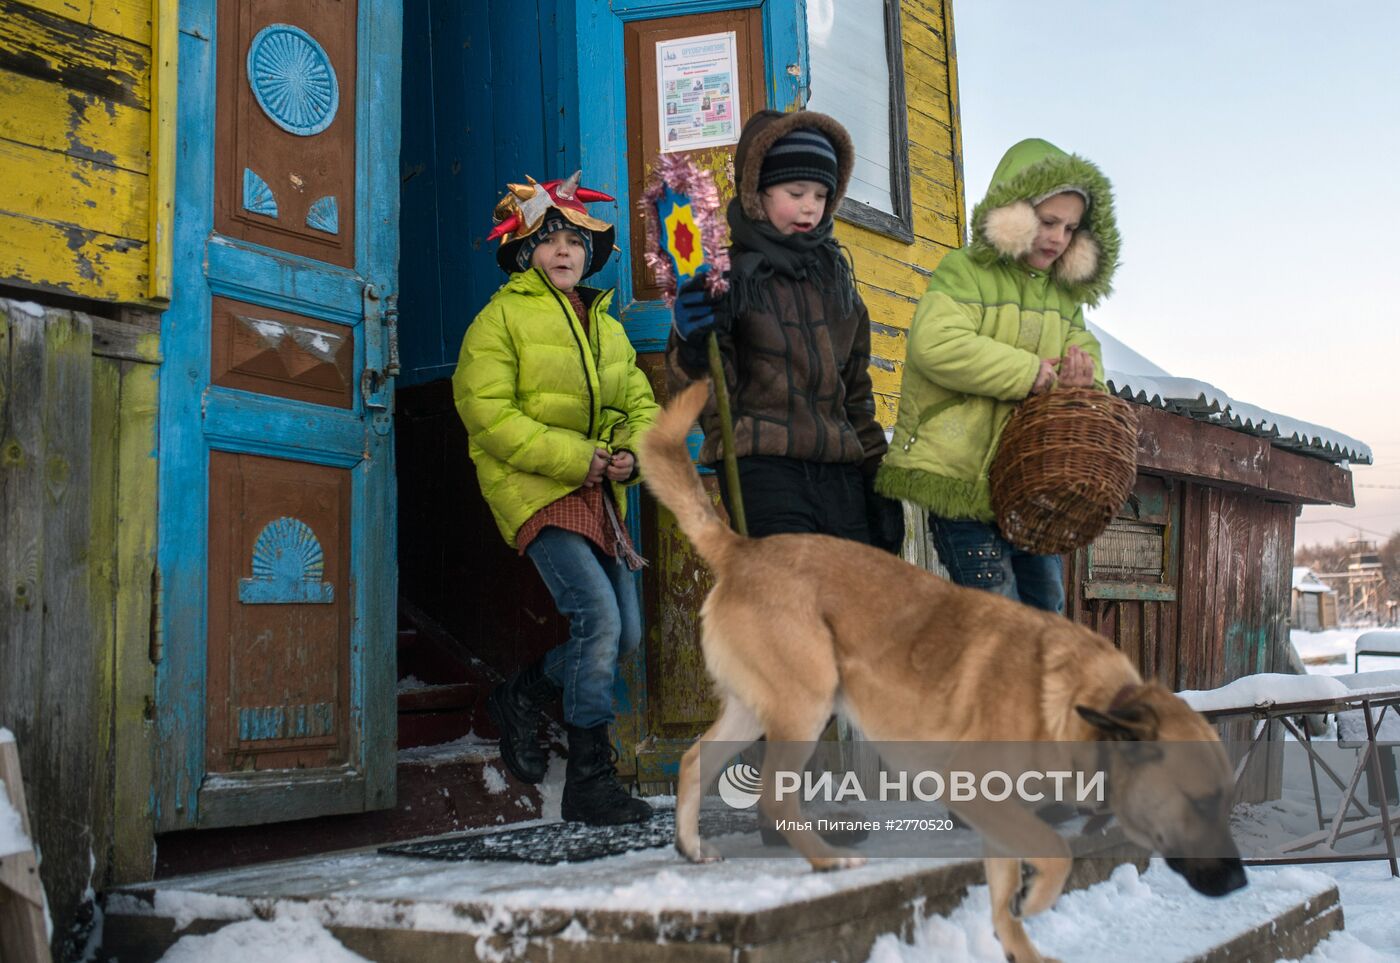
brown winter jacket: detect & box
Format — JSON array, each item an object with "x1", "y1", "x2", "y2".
[{"x1": 665, "y1": 109, "x2": 887, "y2": 473}]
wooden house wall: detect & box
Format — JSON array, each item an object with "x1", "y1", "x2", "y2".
[
  {"x1": 0, "y1": 0, "x2": 174, "y2": 304},
  {"x1": 1, "y1": 299, "x2": 159, "y2": 954},
  {"x1": 835, "y1": 0, "x2": 964, "y2": 428}
]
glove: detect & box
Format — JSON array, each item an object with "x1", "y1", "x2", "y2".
[{"x1": 672, "y1": 270, "x2": 719, "y2": 345}]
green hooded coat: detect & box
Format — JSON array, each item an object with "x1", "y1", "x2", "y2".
[
  {"x1": 875, "y1": 138, "x2": 1121, "y2": 523},
  {"x1": 453, "y1": 268, "x2": 659, "y2": 547}
]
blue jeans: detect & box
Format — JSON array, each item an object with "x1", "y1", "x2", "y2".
[
  {"x1": 525, "y1": 527, "x2": 642, "y2": 728},
  {"x1": 930, "y1": 518, "x2": 1065, "y2": 614}
]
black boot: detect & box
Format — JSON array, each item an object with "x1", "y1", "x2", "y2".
[
  {"x1": 486, "y1": 659, "x2": 559, "y2": 784},
  {"x1": 561, "y1": 724, "x2": 652, "y2": 826}
]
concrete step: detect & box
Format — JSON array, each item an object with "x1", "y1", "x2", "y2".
[
  {"x1": 152, "y1": 742, "x2": 542, "y2": 878},
  {"x1": 98, "y1": 825, "x2": 1334, "y2": 963}
]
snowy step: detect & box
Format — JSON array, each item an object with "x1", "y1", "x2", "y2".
[
  {"x1": 868, "y1": 862, "x2": 1341, "y2": 962},
  {"x1": 103, "y1": 827, "x2": 1148, "y2": 962}
]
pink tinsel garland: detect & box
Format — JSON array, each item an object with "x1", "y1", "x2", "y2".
[{"x1": 638, "y1": 153, "x2": 731, "y2": 305}]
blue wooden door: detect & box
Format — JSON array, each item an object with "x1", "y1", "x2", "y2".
[{"x1": 155, "y1": 0, "x2": 400, "y2": 830}]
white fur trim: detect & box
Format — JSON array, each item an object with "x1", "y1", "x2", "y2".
[
  {"x1": 981, "y1": 201, "x2": 1038, "y2": 258},
  {"x1": 1054, "y1": 231, "x2": 1100, "y2": 284}
]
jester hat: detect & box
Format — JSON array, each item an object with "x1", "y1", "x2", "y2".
[{"x1": 486, "y1": 171, "x2": 617, "y2": 278}]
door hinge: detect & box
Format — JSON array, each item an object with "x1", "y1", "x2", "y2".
[
  {"x1": 149, "y1": 566, "x2": 164, "y2": 664},
  {"x1": 384, "y1": 292, "x2": 400, "y2": 378}
]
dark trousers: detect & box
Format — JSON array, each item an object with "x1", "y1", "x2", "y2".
[{"x1": 717, "y1": 455, "x2": 871, "y2": 544}]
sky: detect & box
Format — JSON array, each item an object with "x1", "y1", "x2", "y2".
[{"x1": 950, "y1": 1, "x2": 1400, "y2": 550}]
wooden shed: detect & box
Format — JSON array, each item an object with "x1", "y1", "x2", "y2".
[
  {"x1": 1065, "y1": 327, "x2": 1368, "y2": 691},
  {"x1": 1292, "y1": 567, "x2": 1340, "y2": 633}
]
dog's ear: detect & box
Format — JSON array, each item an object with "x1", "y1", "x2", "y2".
[{"x1": 1076, "y1": 702, "x2": 1159, "y2": 742}]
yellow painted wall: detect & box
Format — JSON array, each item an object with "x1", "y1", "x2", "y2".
[
  {"x1": 0, "y1": 0, "x2": 174, "y2": 304},
  {"x1": 832, "y1": 0, "x2": 965, "y2": 425}
]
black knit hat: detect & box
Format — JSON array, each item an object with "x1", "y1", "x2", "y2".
[{"x1": 758, "y1": 127, "x2": 839, "y2": 194}]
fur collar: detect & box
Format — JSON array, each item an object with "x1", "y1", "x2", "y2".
[{"x1": 969, "y1": 141, "x2": 1121, "y2": 307}]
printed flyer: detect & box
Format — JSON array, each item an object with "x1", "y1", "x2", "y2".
[{"x1": 656, "y1": 32, "x2": 741, "y2": 153}]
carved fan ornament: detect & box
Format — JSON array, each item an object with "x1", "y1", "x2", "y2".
[
  {"x1": 238, "y1": 516, "x2": 335, "y2": 604},
  {"x1": 247, "y1": 24, "x2": 340, "y2": 136}
]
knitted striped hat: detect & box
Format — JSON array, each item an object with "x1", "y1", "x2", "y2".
[
  {"x1": 514, "y1": 212, "x2": 593, "y2": 272},
  {"x1": 758, "y1": 127, "x2": 839, "y2": 194}
]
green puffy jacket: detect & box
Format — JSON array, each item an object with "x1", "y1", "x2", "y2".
[
  {"x1": 876, "y1": 138, "x2": 1120, "y2": 523},
  {"x1": 453, "y1": 268, "x2": 659, "y2": 547}
]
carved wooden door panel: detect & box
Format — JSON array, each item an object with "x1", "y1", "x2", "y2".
[{"x1": 156, "y1": 0, "x2": 400, "y2": 830}]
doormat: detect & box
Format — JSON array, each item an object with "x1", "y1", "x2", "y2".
[{"x1": 380, "y1": 809, "x2": 757, "y2": 864}]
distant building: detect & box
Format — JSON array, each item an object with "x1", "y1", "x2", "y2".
[{"x1": 1292, "y1": 566, "x2": 1340, "y2": 631}]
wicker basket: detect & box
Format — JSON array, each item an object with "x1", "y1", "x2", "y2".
[{"x1": 989, "y1": 387, "x2": 1139, "y2": 555}]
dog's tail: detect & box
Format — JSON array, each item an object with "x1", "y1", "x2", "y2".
[{"x1": 639, "y1": 378, "x2": 742, "y2": 567}]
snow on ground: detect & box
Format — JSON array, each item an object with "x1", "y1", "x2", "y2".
[
  {"x1": 866, "y1": 859, "x2": 1379, "y2": 963},
  {"x1": 158, "y1": 916, "x2": 370, "y2": 962}
]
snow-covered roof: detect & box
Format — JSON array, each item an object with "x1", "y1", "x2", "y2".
[
  {"x1": 1292, "y1": 566, "x2": 1335, "y2": 593},
  {"x1": 1090, "y1": 322, "x2": 1372, "y2": 465}
]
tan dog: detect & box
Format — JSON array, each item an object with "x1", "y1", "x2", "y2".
[{"x1": 640, "y1": 380, "x2": 1246, "y2": 963}]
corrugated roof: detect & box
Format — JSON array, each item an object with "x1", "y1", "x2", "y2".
[{"x1": 1090, "y1": 322, "x2": 1372, "y2": 465}]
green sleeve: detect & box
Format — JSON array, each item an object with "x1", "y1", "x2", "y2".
[
  {"x1": 907, "y1": 254, "x2": 1040, "y2": 401},
  {"x1": 452, "y1": 307, "x2": 595, "y2": 486}
]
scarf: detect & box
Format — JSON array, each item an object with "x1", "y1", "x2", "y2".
[{"x1": 724, "y1": 198, "x2": 856, "y2": 320}]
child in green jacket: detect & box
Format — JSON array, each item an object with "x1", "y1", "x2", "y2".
[
  {"x1": 876, "y1": 138, "x2": 1121, "y2": 612},
  {"x1": 453, "y1": 172, "x2": 658, "y2": 826}
]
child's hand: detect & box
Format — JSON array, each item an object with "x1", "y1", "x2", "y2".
[
  {"x1": 1057, "y1": 345, "x2": 1095, "y2": 387},
  {"x1": 1029, "y1": 359, "x2": 1058, "y2": 395},
  {"x1": 606, "y1": 450, "x2": 635, "y2": 482},
  {"x1": 584, "y1": 448, "x2": 609, "y2": 487}
]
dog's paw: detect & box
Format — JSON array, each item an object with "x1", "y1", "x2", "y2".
[
  {"x1": 675, "y1": 840, "x2": 723, "y2": 863},
  {"x1": 810, "y1": 853, "x2": 867, "y2": 872}
]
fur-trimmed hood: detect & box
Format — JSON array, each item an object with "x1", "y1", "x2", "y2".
[
  {"x1": 969, "y1": 138, "x2": 1120, "y2": 307},
  {"x1": 734, "y1": 109, "x2": 855, "y2": 223}
]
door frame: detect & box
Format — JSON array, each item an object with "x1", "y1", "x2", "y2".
[
  {"x1": 560, "y1": 0, "x2": 804, "y2": 768},
  {"x1": 155, "y1": 0, "x2": 401, "y2": 832},
  {"x1": 561, "y1": 0, "x2": 806, "y2": 353}
]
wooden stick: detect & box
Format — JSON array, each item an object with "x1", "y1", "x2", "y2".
[
  {"x1": 0, "y1": 737, "x2": 51, "y2": 963},
  {"x1": 706, "y1": 332, "x2": 747, "y2": 536}
]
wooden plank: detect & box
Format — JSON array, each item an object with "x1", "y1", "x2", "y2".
[
  {"x1": 0, "y1": 1, "x2": 151, "y2": 109},
  {"x1": 36, "y1": 306, "x2": 96, "y2": 952},
  {"x1": 0, "y1": 210, "x2": 149, "y2": 301},
  {"x1": 23, "y1": 0, "x2": 151, "y2": 45},
  {"x1": 146, "y1": 0, "x2": 175, "y2": 301},
  {"x1": 1137, "y1": 407, "x2": 1269, "y2": 492},
  {"x1": 0, "y1": 71, "x2": 150, "y2": 173},
  {"x1": 0, "y1": 302, "x2": 45, "y2": 766},
  {"x1": 0, "y1": 137, "x2": 149, "y2": 240},
  {"x1": 93, "y1": 312, "x2": 160, "y2": 363},
  {"x1": 1265, "y1": 445, "x2": 1354, "y2": 506},
  {"x1": 111, "y1": 355, "x2": 158, "y2": 881},
  {"x1": 88, "y1": 352, "x2": 120, "y2": 902},
  {"x1": 1082, "y1": 581, "x2": 1178, "y2": 602}
]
